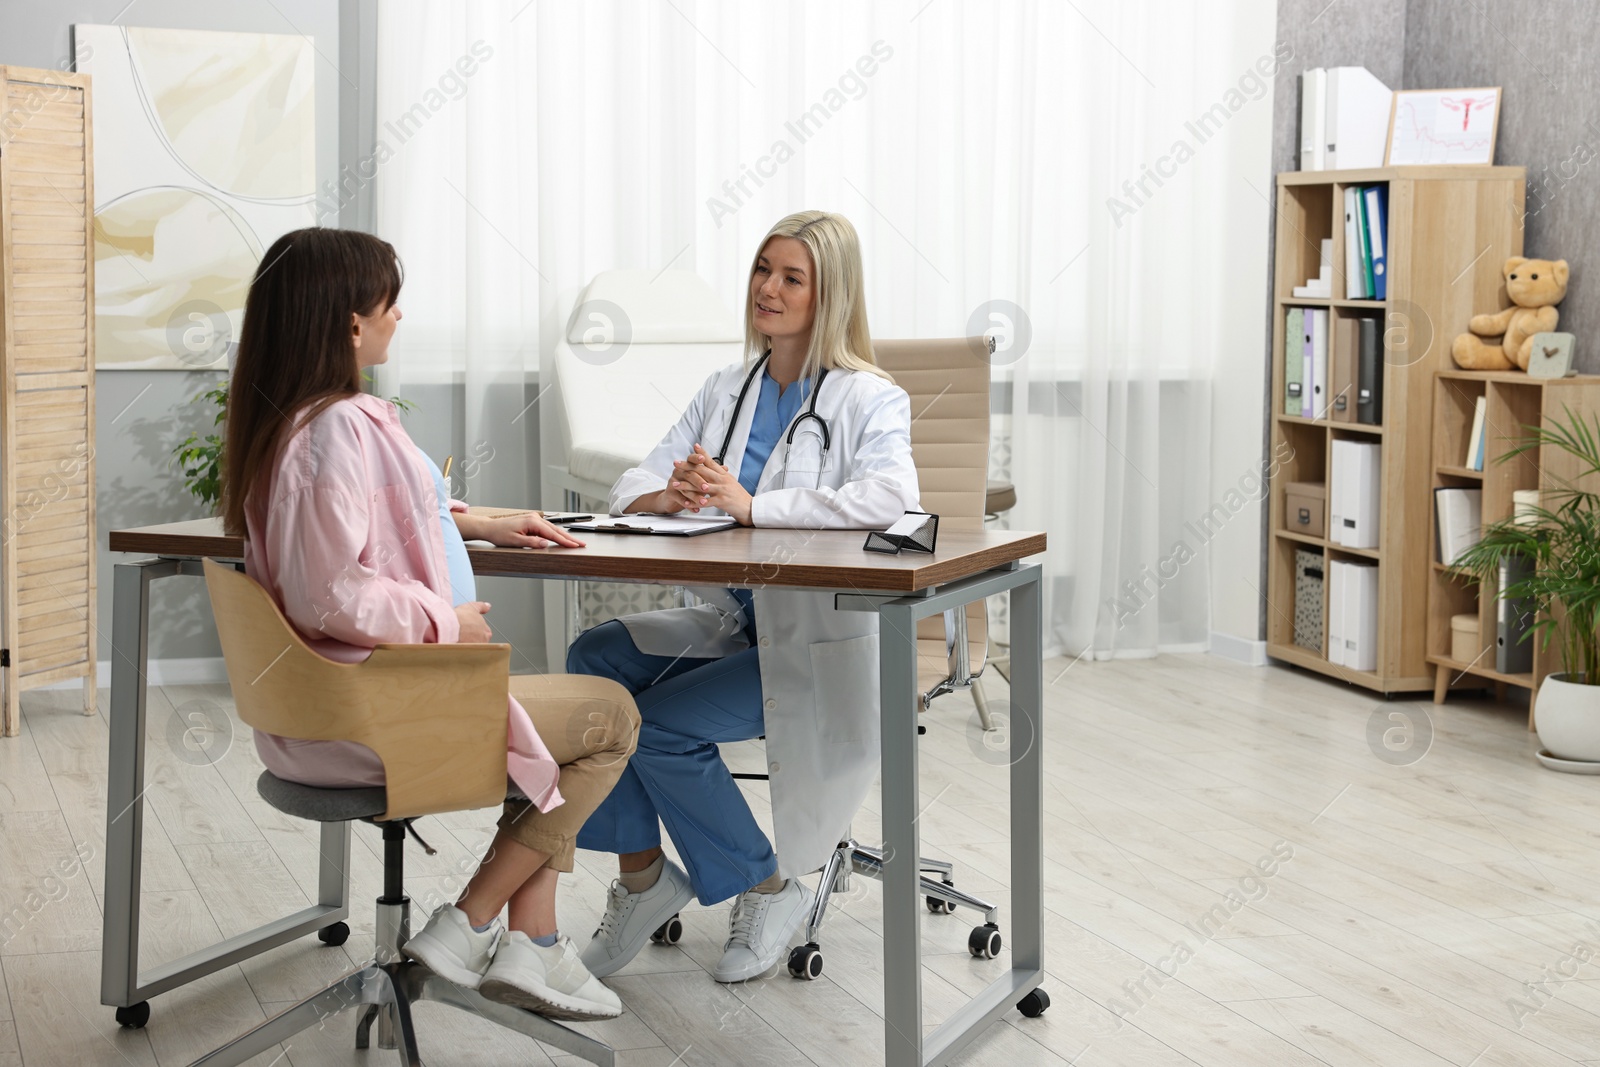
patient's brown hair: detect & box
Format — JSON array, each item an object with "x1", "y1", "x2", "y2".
[{"x1": 220, "y1": 228, "x2": 403, "y2": 537}]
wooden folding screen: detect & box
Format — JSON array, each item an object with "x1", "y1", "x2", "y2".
[{"x1": 0, "y1": 66, "x2": 98, "y2": 734}]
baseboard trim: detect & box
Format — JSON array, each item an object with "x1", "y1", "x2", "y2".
[
  {"x1": 1208, "y1": 631, "x2": 1267, "y2": 666},
  {"x1": 40, "y1": 658, "x2": 230, "y2": 691}
]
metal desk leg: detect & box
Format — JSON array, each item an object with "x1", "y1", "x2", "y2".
[
  {"x1": 1008, "y1": 571, "x2": 1044, "y2": 975},
  {"x1": 101, "y1": 558, "x2": 351, "y2": 1017},
  {"x1": 102, "y1": 558, "x2": 175, "y2": 1009},
  {"x1": 879, "y1": 599, "x2": 923, "y2": 1066}
]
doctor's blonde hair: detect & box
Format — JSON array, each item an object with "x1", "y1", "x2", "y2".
[{"x1": 744, "y1": 210, "x2": 892, "y2": 383}]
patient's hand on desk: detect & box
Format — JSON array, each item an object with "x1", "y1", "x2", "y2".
[{"x1": 455, "y1": 511, "x2": 585, "y2": 549}]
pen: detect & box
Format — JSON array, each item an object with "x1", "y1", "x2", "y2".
[{"x1": 441, "y1": 455, "x2": 453, "y2": 480}]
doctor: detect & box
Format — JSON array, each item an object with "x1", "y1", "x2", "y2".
[{"x1": 569, "y1": 210, "x2": 920, "y2": 984}]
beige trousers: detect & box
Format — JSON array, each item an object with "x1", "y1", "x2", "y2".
[{"x1": 498, "y1": 673, "x2": 640, "y2": 871}]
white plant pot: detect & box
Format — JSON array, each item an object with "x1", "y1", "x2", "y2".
[{"x1": 1535, "y1": 673, "x2": 1600, "y2": 762}]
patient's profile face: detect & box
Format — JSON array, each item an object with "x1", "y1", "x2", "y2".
[
  {"x1": 352, "y1": 301, "x2": 402, "y2": 369},
  {"x1": 750, "y1": 236, "x2": 815, "y2": 340}
]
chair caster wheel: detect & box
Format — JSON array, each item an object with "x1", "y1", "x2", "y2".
[
  {"x1": 1018, "y1": 988, "x2": 1051, "y2": 1017},
  {"x1": 317, "y1": 921, "x2": 350, "y2": 946},
  {"x1": 787, "y1": 942, "x2": 823, "y2": 980},
  {"x1": 651, "y1": 914, "x2": 683, "y2": 944},
  {"x1": 115, "y1": 1002, "x2": 150, "y2": 1029},
  {"x1": 926, "y1": 879, "x2": 957, "y2": 914},
  {"x1": 969, "y1": 923, "x2": 1002, "y2": 959}
]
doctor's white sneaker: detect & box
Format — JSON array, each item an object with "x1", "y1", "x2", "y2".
[
  {"x1": 580, "y1": 859, "x2": 695, "y2": 978},
  {"x1": 480, "y1": 932, "x2": 623, "y2": 1020},
  {"x1": 713, "y1": 879, "x2": 815, "y2": 983},
  {"x1": 400, "y1": 904, "x2": 501, "y2": 989}
]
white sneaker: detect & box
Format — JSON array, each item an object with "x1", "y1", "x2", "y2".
[
  {"x1": 581, "y1": 860, "x2": 695, "y2": 978},
  {"x1": 713, "y1": 879, "x2": 814, "y2": 983},
  {"x1": 481, "y1": 932, "x2": 623, "y2": 1020},
  {"x1": 401, "y1": 904, "x2": 501, "y2": 989}
]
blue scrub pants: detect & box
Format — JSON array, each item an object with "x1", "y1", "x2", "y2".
[{"x1": 570, "y1": 619, "x2": 777, "y2": 905}]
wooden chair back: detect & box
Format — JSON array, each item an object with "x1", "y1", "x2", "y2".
[{"x1": 202, "y1": 559, "x2": 510, "y2": 821}]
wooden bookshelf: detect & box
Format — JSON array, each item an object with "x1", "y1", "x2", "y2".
[
  {"x1": 1427, "y1": 370, "x2": 1600, "y2": 725},
  {"x1": 1265, "y1": 166, "x2": 1525, "y2": 694}
]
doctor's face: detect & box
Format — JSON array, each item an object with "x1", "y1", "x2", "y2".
[{"x1": 750, "y1": 236, "x2": 816, "y2": 341}]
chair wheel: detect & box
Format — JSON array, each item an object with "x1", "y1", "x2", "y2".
[
  {"x1": 115, "y1": 1002, "x2": 150, "y2": 1029},
  {"x1": 317, "y1": 921, "x2": 350, "y2": 946},
  {"x1": 1018, "y1": 988, "x2": 1051, "y2": 1017},
  {"x1": 969, "y1": 923, "x2": 1002, "y2": 959},
  {"x1": 926, "y1": 879, "x2": 957, "y2": 914},
  {"x1": 787, "y1": 942, "x2": 823, "y2": 980},
  {"x1": 651, "y1": 914, "x2": 683, "y2": 944}
]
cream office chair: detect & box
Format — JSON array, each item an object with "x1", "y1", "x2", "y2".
[
  {"x1": 540, "y1": 269, "x2": 745, "y2": 668},
  {"x1": 188, "y1": 560, "x2": 613, "y2": 1067},
  {"x1": 750, "y1": 337, "x2": 1006, "y2": 981}
]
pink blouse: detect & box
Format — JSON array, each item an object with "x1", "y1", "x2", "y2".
[{"x1": 242, "y1": 392, "x2": 562, "y2": 812}]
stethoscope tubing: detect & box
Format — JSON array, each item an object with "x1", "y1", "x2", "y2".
[{"x1": 713, "y1": 351, "x2": 832, "y2": 480}]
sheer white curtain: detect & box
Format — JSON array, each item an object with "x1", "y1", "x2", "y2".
[{"x1": 373, "y1": 0, "x2": 1275, "y2": 666}]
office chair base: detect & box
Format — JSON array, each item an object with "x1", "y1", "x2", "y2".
[
  {"x1": 790, "y1": 838, "x2": 1001, "y2": 980},
  {"x1": 186, "y1": 958, "x2": 615, "y2": 1067}
]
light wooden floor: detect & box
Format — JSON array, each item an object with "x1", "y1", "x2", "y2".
[{"x1": 3, "y1": 653, "x2": 1599, "y2": 1066}]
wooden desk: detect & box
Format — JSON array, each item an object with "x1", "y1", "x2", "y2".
[
  {"x1": 103, "y1": 516, "x2": 1048, "y2": 1067},
  {"x1": 109, "y1": 516, "x2": 1046, "y2": 593}
]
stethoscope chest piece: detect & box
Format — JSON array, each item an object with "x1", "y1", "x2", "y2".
[{"x1": 714, "y1": 352, "x2": 832, "y2": 485}]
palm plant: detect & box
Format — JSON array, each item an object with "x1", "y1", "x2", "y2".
[{"x1": 1452, "y1": 407, "x2": 1600, "y2": 685}]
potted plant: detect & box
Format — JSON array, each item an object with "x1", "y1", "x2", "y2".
[{"x1": 1454, "y1": 408, "x2": 1600, "y2": 762}]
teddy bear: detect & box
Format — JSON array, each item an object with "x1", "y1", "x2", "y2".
[{"x1": 1451, "y1": 256, "x2": 1570, "y2": 371}]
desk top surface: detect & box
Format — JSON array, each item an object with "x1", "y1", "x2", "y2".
[{"x1": 110, "y1": 515, "x2": 1046, "y2": 594}]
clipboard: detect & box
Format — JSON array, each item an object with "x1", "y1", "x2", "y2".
[{"x1": 568, "y1": 514, "x2": 740, "y2": 536}]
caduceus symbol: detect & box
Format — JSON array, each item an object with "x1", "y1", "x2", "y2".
[{"x1": 1440, "y1": 95, "x2": 1488, "y2": 131}]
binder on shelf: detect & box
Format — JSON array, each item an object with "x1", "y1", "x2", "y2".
[
  {"x1": 1300, "y1": 68, "x2": 1327, "y2": 171},
  {"x1": 1465, "y1": 396, "x2": 1487, "y2": 470},
  {"x1": 1363, "y1": 185, "x2": 1388, "y2": 299},
  {"x1": 1331, "y1": 439, "x2": 1381, "y2": 549},
  {"x1": 1343, "y1": 188, "x2": 1368, "y2": 299},
  {"x1": 1327, "y1": 559, "x2": 1346, "y2": 667},
  {"x1": 1302, "y1": 309, "x2": 1315, "y2": 418},
  {"x1": 1356, "y1": 189, "x2": 1377, "y2": 296},
  {"x1": 1356, "y1": 317, "x2": 1382, "y2": 425},
  {"x1": 1345, "y1": 561, "x2": 1379, "y2": 670},
  {"x1": 1311, "y1": 310, "x2": 1329, "y2": 418},
  {"x1": 1497, "y1": 553, "x2": 1536, "y2": 674},
  {"x1": 1285, "y1": 307, "x2": 1305, "y2": 413},
  {"x1": 1331, "y1": 316, "x2": 1357, "y2": 421},
  {"x1": 1325, "y1": 67, "x2": 1394, "y2": 170},
  {"x1": 1433, "y1": 487, "x2": 1482, "y2": 566}
]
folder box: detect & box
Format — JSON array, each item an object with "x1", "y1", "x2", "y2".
[
  {"x1": 1294, "y1": 549, "x2": 1324, "y2": 652},
  {"x1": 1284, "y1": 481, "x2": 1327, "y2": 538}
]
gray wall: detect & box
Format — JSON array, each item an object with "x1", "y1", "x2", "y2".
[{"x1": 1404, "y1": 0, "x2": 1600, "y2": 356}]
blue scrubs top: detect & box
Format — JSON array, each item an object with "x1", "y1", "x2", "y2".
[
  {"x1": 729, "y1": 372, "x2": 810, "y2": 633},
  {"x1": 418, "y1": 447, "x2": 477, "y2": 607}
]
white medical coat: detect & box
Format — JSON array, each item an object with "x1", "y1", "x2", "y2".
[{"x1": 608, "y1": 360, "x2": 921, "y2": 877}]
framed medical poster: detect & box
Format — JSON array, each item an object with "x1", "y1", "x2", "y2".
[{"x1": 1384, "y1": 87, "x2": 1502, "y2": 166}]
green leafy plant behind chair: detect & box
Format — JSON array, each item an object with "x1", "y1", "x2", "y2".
[
  {"x1": 1452, "y1": 407, "x2": 1600, "y2": 684},
  {"x1": 172, "y1": 375, "x2": 415, "y2": 514}
]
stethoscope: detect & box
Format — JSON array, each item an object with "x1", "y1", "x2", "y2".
[{"x1": 713, "y1": 350, "x2": 831, "y2": 483}]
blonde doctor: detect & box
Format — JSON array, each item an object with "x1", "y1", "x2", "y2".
[{"x1": 569, "y1": 210, "x2": 919, "y2": 984}]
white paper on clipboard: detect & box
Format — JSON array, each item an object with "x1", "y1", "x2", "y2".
[{"x1": 568, "y1": 514, "x2": 740, "y2": 536}]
